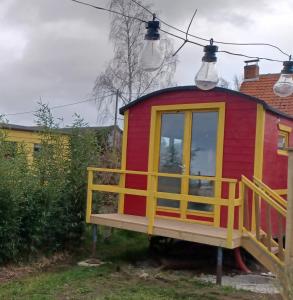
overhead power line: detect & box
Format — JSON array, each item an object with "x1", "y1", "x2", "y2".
[{"x1": 4, "y1": 93, "x2": 116, "y2": 117}]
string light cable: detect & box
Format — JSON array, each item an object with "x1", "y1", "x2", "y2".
[
  {"x1": 70, "y1": 0, "x2": 293, "y2": 97},
  {"x1": 129, "y1": 0, "x2": 291, "y2": 59},
  {"x1": 70, "y1": 0, "x2": 288, "y2": 63}
]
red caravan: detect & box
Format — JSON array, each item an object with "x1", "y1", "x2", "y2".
[{"x1": 86, "y1": 85, "x2": 292, "y2": 274}]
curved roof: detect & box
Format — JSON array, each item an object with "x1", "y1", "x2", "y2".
[{"x1": 119, "y1": 86, "x2": 293, "y2": 120}]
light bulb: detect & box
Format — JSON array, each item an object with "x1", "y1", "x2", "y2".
[
  {"x1": 273, "y1": 61, "x2": 293, "y2": 97},
  {"x1": 140, "y1": 39, "x2": 163, "y2": 72},
  {"x1": 140, "y1": 19, "x2": 163, "y2": 72},
  {"x1": 195, "y1": 61, "x2": 219, "y2": 90},
  {"x1": 195, "y1": 44, "x2": 219, "y2": 91}
]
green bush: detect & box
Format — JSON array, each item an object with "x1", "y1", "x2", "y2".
[{"x1": 0, "y1": 106, "x2": 104, "y2": 263}]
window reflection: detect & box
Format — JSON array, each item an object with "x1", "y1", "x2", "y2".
[
  {"x1": 158, "y1": 113, "x2": 184, "y2": 209},
  {"x1": 159, "y1": 113, "x2": 184, "y2": 174},
  {"x1": 188, "y1": 111, "x2": 218, "y2": 211}
]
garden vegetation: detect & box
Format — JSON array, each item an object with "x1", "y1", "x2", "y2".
[{"x1": 0, "y1": 104, "x2": 105, "y2": 263}]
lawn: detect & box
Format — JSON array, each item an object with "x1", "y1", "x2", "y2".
[{"x1": 0, "y1": 229, "x2": 280, "y2": 300}]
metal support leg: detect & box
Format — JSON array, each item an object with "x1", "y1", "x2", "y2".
[
  {"x1": 216, "y1": 247, "x2": 223, "y2": 285},
  {"x1": 92, "y1": 224, "x2": 98, "y2": 258}
]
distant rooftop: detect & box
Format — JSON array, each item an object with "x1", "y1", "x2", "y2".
[
  {"x1": 240, "y1": 61, "x2": 293, "y2": 116},
  {"x1": 0, "y1": 123, "x2": 121, "y2": 134}
]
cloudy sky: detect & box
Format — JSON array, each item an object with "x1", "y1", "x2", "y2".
[{"x1": 0, "y1": 0, "x2": 292, "y2": 126}]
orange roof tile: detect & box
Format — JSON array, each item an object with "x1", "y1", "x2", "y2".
[{"x1": 240, "y1": 74, "x2": 293, "y2": 116}]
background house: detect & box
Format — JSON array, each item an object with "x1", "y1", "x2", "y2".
[
  {"x1": 240, "y1": 60, "x2": 293, "y2": 115},
  {"x1": 0, "y1": 123, "x2": 122, "y2": 162}
]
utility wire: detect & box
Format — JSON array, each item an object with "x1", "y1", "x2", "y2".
[
  {"x1": 129, "y1": 0, "x2": 291, "y2": 58},
  {"x1": 4, "y1": 93, "x2": 116, "y2": 117},
  {"x1": 71, "y1": 0, "x2": 286, "y2": 63}
]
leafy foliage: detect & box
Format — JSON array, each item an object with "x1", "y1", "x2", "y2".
[{"x1": 0, "y1": 106, "x2": 104, "y2": 263}]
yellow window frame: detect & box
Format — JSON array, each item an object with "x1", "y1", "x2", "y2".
[
  {"x1": 147, "y1": 102, "x2": 226, "y2": 227},
  {"x1": 277, "y1": 123, "x2": 291, "y2": 156}
]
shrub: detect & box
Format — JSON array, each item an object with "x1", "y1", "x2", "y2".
[{"x1": 0, "y1": 105, "x2": 105, "y2": 263}]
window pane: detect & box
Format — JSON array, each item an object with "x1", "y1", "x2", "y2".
[
  {"x1": 34, "y1": 143, "x2": 42, "y2": 157},
  {"x1": 159, "y1": 113, "x2": 184, "y2": 174},
  {"x1": 190, "y1": 111, "x2": 218, "y2": 176},
  {"x1": 157, "y1": 177, "x2": 181, "y2": 208},
  {"x1": 157, "y1": 113, "x2": 184, "y2": 209},
  {"x1": 188, "y1": 111, "x2": 218, "y2": 211},
  {"x1": 188, "y1": 179, "x2": 214, "y2": 211},
  {"x1": 278, "y1": 134, "x2": 287, "y2": 149}
]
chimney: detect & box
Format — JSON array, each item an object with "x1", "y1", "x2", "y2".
[{"x1": 244, "y1": 59, "x2": 259, "y2": 81}]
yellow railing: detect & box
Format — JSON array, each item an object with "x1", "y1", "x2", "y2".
[
  {"x1": 86, "y1": 167, "x2": 241, "y2": 248},
  {"x1": 242, "y1": 175, "x2": 287, "y2": 268}
]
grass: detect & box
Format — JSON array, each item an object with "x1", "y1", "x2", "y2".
[{"x1": 0, "y1": 229, "x2": 279, "y2": 300}]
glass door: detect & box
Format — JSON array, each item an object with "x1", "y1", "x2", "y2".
[
  {"x1": 157, "y1": 112, "x2": 184, "y2": 209},
  {"x1": 188, "y1": 111, "x2": 218, "y2": 212},
  {"x1": 156, "y1": 109, "x2": 219, "y2": 215}
]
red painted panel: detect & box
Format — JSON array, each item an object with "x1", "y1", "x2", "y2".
[
  {"x1": 186, "y1": 214, "x2": 214, "y2": 223},
  {"x1": 262, "y1": 112, "x2": 293, "y2": 236},
  {"x1": 156, "y1": 211, "x2": 180, "y2": 218},
  {"x1": 124, "y1": 89, "x2": 257, "y2": 227}
]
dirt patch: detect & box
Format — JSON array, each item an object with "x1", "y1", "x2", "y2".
[{"x1": 0, "y1": 252, "x2": 70, "y2": 283}]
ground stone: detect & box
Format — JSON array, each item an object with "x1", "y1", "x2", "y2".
[{"x1": 198, "y1": 273, "x2": 279, "y2": 294}]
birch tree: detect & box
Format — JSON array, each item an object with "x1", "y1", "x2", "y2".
[{"x1": 94, "y1": 0, "x2": 177, "y2": 109}]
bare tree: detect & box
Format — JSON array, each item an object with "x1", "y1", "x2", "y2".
[
  {"x1": 218, "y1": 77, "x2": 230, "y2": 89},
  {"x1": 93, "y1": 0, "x2": 177, "y2": 111},
  {"x1": 233, "y1": 74, "x2": 243, "y2": 91}
]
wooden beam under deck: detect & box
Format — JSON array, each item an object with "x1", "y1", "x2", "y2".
[{"x1": 90, "y1": 213, "x2": 242, "y2": 249}]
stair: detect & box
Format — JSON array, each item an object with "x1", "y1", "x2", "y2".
[
  {"x1": 242, "y1": 234, "x2": 283, "y2": 274},
  {"x1": 240, "y1": 176, "x2": 286, "y2": 274}
]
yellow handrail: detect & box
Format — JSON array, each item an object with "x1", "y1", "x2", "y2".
[
  {"x1": 253, "y1": 176, "x2": 287, "y2": 209},
  {"x1": 87, "y1": 167, "x2": 237, "y2": 183},
  {"x1": 241, "y1": 175, "x2": 287, "y2": 266},
  {"x1": 242, "y1": 176, "x2": 286, "y2": 217},
  {"x1": 86, "y1": 167, "x2": 240, "y2": 248}
]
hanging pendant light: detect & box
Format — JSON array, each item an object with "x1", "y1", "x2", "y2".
[
  {"x1": 195, "y1": 39, "x2": 219, "y2": 90},
  {"x1": 140, "y1": 15, "x2": 163, "y2": 72},
  {"x1": 273, "y1": 59, "x2": 293, "y2": 98}
]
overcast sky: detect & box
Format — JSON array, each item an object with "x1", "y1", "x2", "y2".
[{"x1": 0, "y1": 0, "x2": 292, "y2": 126}]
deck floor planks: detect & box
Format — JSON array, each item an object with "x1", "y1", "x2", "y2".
[{"x1": 90, "y1": 213, "x2": 241, "y2": 248}]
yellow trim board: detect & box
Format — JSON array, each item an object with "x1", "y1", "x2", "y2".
[
  {"x1": 254, "y1": 104, "x2": 265, "y2": 180},
  {"x1": 252, "y1": 104, "x2": 265, "y2": 232},
  {"x1": 118, "y1": 110, "x2": 129, "y2": 214},
  {"x1": 278, "y1": 123, "x2": 292, "y2": 133},
  {"x1": 274, "y1": 189, "x2": 288, "y2": 196},
  {"x1": 277, "y1": 149, "x2": 288, "y2": 156}
]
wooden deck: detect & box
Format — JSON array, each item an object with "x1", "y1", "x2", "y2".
[{"x1": 90, "y1": 213, "x2": 242, "y2": 249}]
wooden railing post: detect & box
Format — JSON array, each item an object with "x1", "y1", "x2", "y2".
[
  {"x1": 285, "y1": 148, "x2": 293, "y2": 265},
  {"x1": 86, "y1": 170, "x2": 94, "y2": 223},
  {"x1": 251, "y1": 192, "x2": 256, "y2": 233},
  {"x1": 243, "y1": 184, "x2": 250, "y2": 230},
  {"x1": 265, "y1": 205, "x2": 272, "y2": 252},
  {"x1": 238, "y1": 182, "x2": 244, "y2": 233},
  {"x1": 255, "y1": 194, "x2": 260, "y2": 241},
  {"x1": 147, "y1": 174, "x2": 157, "y2": 235},
  {"x1": 227, "y1": 182, "x2": 236, "y2": 248},
  {"x1": 118, "y1": 170, "x2": 126, "y2": 214},
  {"x1": 277, "y1": 213, "x2": 284, "y2": 261}
]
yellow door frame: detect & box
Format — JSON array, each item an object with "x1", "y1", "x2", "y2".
[{"x1": 147, "y1": 102, "x2": 226, "y2": 227}]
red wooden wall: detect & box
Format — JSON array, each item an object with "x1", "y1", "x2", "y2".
[
  {"x1": 261, "y1": 111, "x2": 293, "y2": 234},
  {"x1": 123, "y1": 89, "x2": 258, "y2": 223}
]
